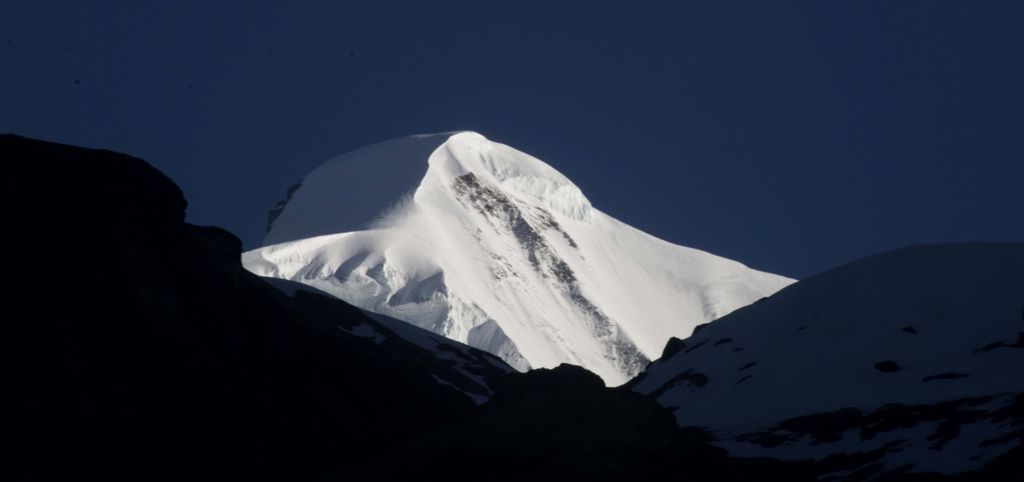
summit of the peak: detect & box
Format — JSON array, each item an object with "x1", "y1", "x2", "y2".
[{"x1": 264, "y1": 132, "x2": 593, "y2": 245}]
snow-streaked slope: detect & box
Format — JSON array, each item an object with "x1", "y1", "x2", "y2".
[
  {"x1": 631, "y1": 243, "x2": 1024, "y2": 477},
  {"x1": 244, "y1": 131, "x2": 793, "y2": 385},
  {"x1": 264, "y1": 277, "x2": 514, "y2": 404}
]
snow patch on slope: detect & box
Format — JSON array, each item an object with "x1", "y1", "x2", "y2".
[{"x1": 631, "y1": 243, "x2": 1024, "y2": 476}]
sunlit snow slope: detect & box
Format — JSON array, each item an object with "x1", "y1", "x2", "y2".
[{"x1": 243, "y1": 131, "x2": 793, "y2": 385}]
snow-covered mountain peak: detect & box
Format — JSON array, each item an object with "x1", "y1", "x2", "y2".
[
  {"x1": 247, "y1": 132, "x2": 793, "y2": 385},
  {"x1": 265, "y1": 131, "x2": 592, "y2": 246},
  {"x1": 426, "y1": 131, "x2": 594, "y2": 222}
]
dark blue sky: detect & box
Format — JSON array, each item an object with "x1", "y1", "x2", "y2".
[{"x1": 3, "y1": 1, "x2": 1022, "y2": 278}]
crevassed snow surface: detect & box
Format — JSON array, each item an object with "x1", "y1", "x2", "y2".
[
  {"x1": 631, "y1": 243, "x2": 1024, "y2": 475},
  {"x1": 244, "y1": 131, "x2": 793, "y2": 385}
]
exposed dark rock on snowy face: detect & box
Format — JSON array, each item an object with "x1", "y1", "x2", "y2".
[
  {"x1": 632, "y1": 243, "x2": 1024, "y2": 479},
  {"x1": 244, "y1": 131, "x2": 792, "y2": 385},
  {"x1": 451, "y1": 171, "x2": 650, "y2": 378}
]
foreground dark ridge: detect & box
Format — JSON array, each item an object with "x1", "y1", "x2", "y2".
[{"x1": 6, "y1": 134, "x2": 809, "y2": 481}]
